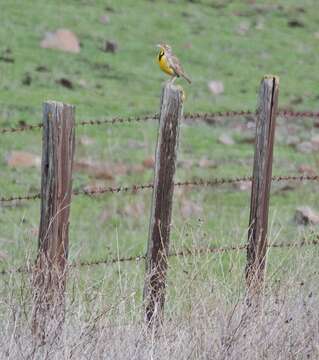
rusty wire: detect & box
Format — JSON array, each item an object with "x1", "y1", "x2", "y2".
[
  {"x1": 1, "y1": 109, "x2": 319, "y2": 135},
  {"x1": 1, "y1": 239, "x2": 318, "y2": 276},
  {"x1": 1, "y1": 175, "x2": 319, "y2": 203}
]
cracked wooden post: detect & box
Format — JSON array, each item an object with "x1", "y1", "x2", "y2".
[
  {"x1": 246, "y1": 75, "x2": 279, "y2": 294},
  {"x1": 143, "y1": 83, "x2": 183, "y2": 330},
  {"x1": 32, "y1": 101, "x2": 75, "y2": 343}
]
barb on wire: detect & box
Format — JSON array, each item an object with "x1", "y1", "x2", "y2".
[
  {"x1": 279, "y1": 110, "x2": 319, "y2": 118},
  {"x1": 1, "y1": 175, "x2": 319, "y2": 203},
  {"x1": 0, "y1": 193, "x2": 41, "y2": 202},
  {"x1": 184, "y1": 110, "x2": 255, "y2": 121},
  {"x1": 1, "y1": 239, "x2": 318, "y2": 276},
  {"x1": 77, "y1": 114, "x2": 159, "y2": 127},
  {"x1": 1, "y1": 109, "x2": 319, "y2": 135},
  {"x1": 0, "y1": 123, "x2": 43, "y2": 134}
]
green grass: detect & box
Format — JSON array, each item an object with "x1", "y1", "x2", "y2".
[{"x1": 1, "y1": 1, "x2": 319, "y2": 289}]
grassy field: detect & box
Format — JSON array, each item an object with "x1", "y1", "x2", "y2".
[{"x1": 1, "y1": 1, "x2": 319, "y2": 358}]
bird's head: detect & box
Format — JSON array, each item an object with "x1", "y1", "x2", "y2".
[{"x1": 156, "y1": 43, "x2": 172, "y2": 54}]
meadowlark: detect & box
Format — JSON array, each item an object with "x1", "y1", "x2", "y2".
[{"x1": 156, "y1": 43, "x2": 191, "y2": 84}]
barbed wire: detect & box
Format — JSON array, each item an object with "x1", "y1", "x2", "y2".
[
  {"x1": 1, "y1": 175, "x2": 318, "y2": 203},
  {"x1": 1, "y1": 109, "x2": 319, "y2": 135},
  {"x1": 1, "y1": 239, "x2": 318, "y2": 276}
]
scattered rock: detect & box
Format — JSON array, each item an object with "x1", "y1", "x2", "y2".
[
  {"x1": 41, "y1": 29, "x2": 80, "y2": 53},
  {"x1": 0, "y1": 48, "x2": 14, "y2": 63},
  {"x1": 142, "y1": 157, "x2": 155, "y2": 169},
  {"x1": 127, "y1": 164, "x2": 145, "y2": 174},
  {"x1": 273, "y1": 183, "x2": 297, "y2": 195},
  {"x1": 79, "y1": 135, "x2": 95, "y2": 146},
  {"x1": 249, "y1": 4, "x2": 283, "y2": 14},
  {"x1": 236, "y1": 21, "x2": 250, "y2": 35},
  {"x1": 294, "y1": 206, "x2": 319, "y2": 225},
  {"x1": 177, "y1": 158, "x2": 217, "y2": 170},
  {"x1": 290, "y1": 96, "x2": 303, "y2": 105},
  {"x1": 288, "y1": 19, "x2": 304, "y2": 28},
  {"x1": 177, "y1": 159, "x2": 194, "y2": 170},
  {"x1": 311, "y1": 134, "x2": 319, "y2": 150},
  {"x1": 74, "y1": 160, "x2": 114, "y2": 180},
  {"x1": 285, "y1": 135, "x2": 300, "y2": 146},
  {"x1": 74, "y1": 159, "x2": 144, "y2": 179},
  {"x1": 104, "y1": 6, "x2": 114, "y2": 12},
  {"x1": 0, "y1": 55, "x2": 14, "y2": 63},
  {"x1": 18, "y1": 120, "x2": 27, "y2": 127},
  {"x1": 233, "y1": 181, "x2": 251, "y2": 191},
  {"x1": 296, "y1": 6, "x2": 306, "y2": 13},
  {"x1": 295, "y1": 141, "x2": 313, "y2": 154},
  {"x1": 198, "y1": 158, "x2": 218, "y2": 168},
  {"x1": 238, "y1": 135, "x2": 255, "y2": 144},
  {"x1": 100, "y1": 15, "x2": 110, "y2": 24},
  {"x1": 35, "y1": 65, "x2": 49, "y2": 72},
  {"x1": 6, "y1": 151, "x2": 41, "y2": 168},
  {"x1": 218, "y1": 133, "x2": 235, "y2": 145},
  {"x1": 22, "y1": 73, "x2": 32, "y2": 86},
  {"x1": 120, "y1": 202, "x2": 145, "y2": 218},
  {"x1": 56, "y1": 78, "x2": 73, "y2": 89},
  {"x1": 298, "y1": 164, "x2": 317, "y2": 176},
  {"x1": 181, "y1": 11, "x2": 191, "y2": 18},
  {"x1": 208, "y1": 80, "x2": 224, "y2": 95},
  {"x1": 103, "y1": 40, "x2": 118, "y2": 53},
  {"x1": 78, "y1": 79, "x2": 87, "y2": 88}
]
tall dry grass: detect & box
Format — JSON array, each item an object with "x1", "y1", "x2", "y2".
[{"x1": 1, "y1": 244, "x2": 318, "y2": 359}]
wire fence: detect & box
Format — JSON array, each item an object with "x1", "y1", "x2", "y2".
[
  {"x1": 1, "y1": 175, "x2": 319, "y2": 203},
  {"x1": 1, "y1": 109, "x2": 319, "y2": 135},
  {"x1": 1, "y1": 107, "x2": 319, "y2": 279},
  {"x1": 1, "y1": 238, "x2": 318, "y2": 276}
]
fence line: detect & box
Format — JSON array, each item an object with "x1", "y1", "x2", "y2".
[
  {"x1": 1, "y1": 239, "x2": 318, "y2": 277},
  {"x1": 2, "y1": 76, "x2": 319, "y2": 337},
  {"x1": 1, "y1": 174, "x2": 319, "y2": 203},
  {"x1": 1, "y1": 109, "x2": 319, "y2": 135}
]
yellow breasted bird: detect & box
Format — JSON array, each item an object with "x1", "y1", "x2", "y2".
[{"x1": 156, "y1": 43, "x2": 191, "y2": 84}]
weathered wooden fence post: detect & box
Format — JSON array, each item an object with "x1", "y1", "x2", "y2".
[
  {"x1": 246, "y1": 75, "x2": 279, "y2": 294},
  {"x1": 143, "y1": 83, "x2": 183, "y2": 329},
  {"x1": 32, "y1": 101, "x2": 75, "y2": 342}
]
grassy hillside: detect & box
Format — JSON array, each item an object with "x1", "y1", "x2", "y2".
[
  {"x1": 1, "y1": 0, "x2": 319, "y2": 264},
  {"x1": 1, "y1": 0, "x2": 319, "y2": 125},
  {"x1": 1, "y1": 2, "x2": 319, "y2": 357}
]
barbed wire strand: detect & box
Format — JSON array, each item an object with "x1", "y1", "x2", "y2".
[
  {"x1": 1, "y1": 109, "x2": 319, "y2": 134},
  {"x1": 1, "y1": 239, "x2": 318, "y2": 276},
  {"x1": 1, "y1": 175, "x2": 319, "y2": 203}
]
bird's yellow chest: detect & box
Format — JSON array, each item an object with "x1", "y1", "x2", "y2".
[{"x1": 157, "y1": 51, "x2": 174, "y2": 76}]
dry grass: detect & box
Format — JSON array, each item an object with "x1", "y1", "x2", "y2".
[{"x1": 1, "y1": 244, "x2": 318, "y2": 360}]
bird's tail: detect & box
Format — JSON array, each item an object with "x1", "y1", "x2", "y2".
[{"x1": 182, "y1": 73, "x2": 192, "y2": 84}]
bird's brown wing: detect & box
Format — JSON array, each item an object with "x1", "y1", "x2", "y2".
[
  {"x1": 167, "y1": 54, "x2": 184, "y2": 77},
  {"x1": 167, "y1": 54, "x2": 192, "y2": 84}
]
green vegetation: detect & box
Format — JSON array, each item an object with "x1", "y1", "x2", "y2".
[{"x1": 0, "y1": 0, "x2": 319, "y2": 298}]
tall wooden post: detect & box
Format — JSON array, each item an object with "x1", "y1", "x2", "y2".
[
  {"x1": 32, "y1": 101, "x2": 75, "y2": 343},
  {"x1": 246, "y1": 76, "x2": 279, "y2": 293},
  {"x1": 143, "y1": 83, "x2": 183, "y2": 329}
]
